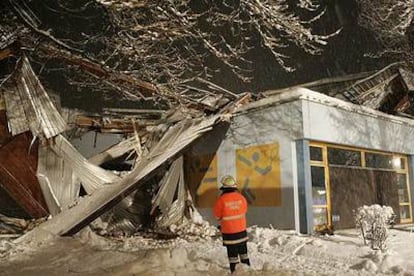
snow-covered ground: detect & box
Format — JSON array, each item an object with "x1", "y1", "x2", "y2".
[{"x1": 1, "y1": 222, "x2": 414, "y2": 275}]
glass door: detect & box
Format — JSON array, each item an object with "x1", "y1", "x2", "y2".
[{"x1": 309, "y1": 145, "x2": 331, "y2": 229}]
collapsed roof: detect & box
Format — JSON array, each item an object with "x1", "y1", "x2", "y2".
[
  {"x1": 0, "y1": 47, "x2": 235, "y2": 236},
  {"x1": 263, "y1": 63, "x2": 414, "y2": 118},
  {"x1": 2, "y1": 28, "x2": 414, "y2": 237}
]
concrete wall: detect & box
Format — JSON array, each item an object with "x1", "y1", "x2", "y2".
[
  {"x1": 302, "y1": 100, "x2": 414, "y2": 154},
  {"x1": 195, "y1": 101, "x2": 303, "y2": 229},
  {"x1": 195, "y1": 97, "x2": 414, "y2": 231}
]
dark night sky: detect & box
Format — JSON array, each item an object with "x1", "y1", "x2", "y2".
[
  {"x1": 2, "y1": 0, "x2": 397, "y2": 112},
  {"x1": 221, "y1": 0, "x2": 392, "y2": 93}
]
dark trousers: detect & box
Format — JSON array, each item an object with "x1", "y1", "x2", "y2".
[{"x1": 226, "y1": 241, "x2": 250, "y2": 273}]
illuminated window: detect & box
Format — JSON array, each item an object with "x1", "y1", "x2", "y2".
[{"x1": 309, "y1": 142, "x2": 412, "y2": 229}]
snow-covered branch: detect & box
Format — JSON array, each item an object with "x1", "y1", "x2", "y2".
[
  {"x1": 356, "y1": 0, "x2": 414, "y2": 58},
  {"x1": 96, "y1": 0, "x2": 335, "y2": 87}
]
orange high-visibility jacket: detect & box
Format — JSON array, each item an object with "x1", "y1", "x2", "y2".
[{"x1": 214, "y1": 191, "x2": 247, "y2": 234}]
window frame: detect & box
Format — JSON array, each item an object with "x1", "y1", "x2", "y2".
[{"x1": 309, "y1": 142, "x2": 413, "y2": 227}]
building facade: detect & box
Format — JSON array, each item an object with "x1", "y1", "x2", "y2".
[{"x1": 186, "y1": 88, "x2": 414, "y2": 233}]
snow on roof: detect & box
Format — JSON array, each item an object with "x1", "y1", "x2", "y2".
[{"x1": 236, "y1": 87, "x2": 414, "y2": 127}]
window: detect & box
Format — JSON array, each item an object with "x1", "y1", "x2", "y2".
[
  {"x1": 397, "y1": 174, "x2": 410, "y2": 202},
  {"x1": 309, "y1": 145, "x2": 329, "y2": 229},
  {"x1": 309, "y1": 142, "x2": 412, "y2": 228},
  {"x1": 328, "y1": 148, "x2": 361, "y2": 167},
  {"x1": 311, "y1": 166, "x2": 326, "y2": 205},
  {"x1": 399, "y1": 205, "x2": 411, "y2": 220},
  {"x1": 394, "y1": 157, "x2": 405, "y2": 170},
  {"x1": 310, "y1": 146, "x2": 323, "y2": 162},
  {"x1": 365, "y1": 153, "x2": 393, "y2": 169}
]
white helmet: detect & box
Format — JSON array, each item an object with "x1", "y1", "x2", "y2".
[{"x1": 220, "y1": 175, "x2": 237, "y2": 188}]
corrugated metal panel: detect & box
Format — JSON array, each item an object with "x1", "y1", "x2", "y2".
[
  {"x1": 37, "y1": 144, "x2": 78, "y2": 215},
  {"x1": 50, "y1": 135, "x2": 120, "y2": 194},
  {"x1": 36, "y1": 115, "x2": 221, "y2": 235},
  {"x1": 155, "y1": 156, "x2": 187, "y2": 228},
  {"x1": 152, "y1": 157, "x2": 182, "y2": 215},
  {"x1": 3, "y1": 85, "x2": 30, "y2": 136},
  {"x1": 13, "y1": 56, "x2": 66, "y2": 138},
  {"x1": 37, "y1": 134, "x2": 121, "y2": 216}
]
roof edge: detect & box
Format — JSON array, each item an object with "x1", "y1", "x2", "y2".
[{"x1": 236, "y1": 87, "x2": 414, "y2": 127}]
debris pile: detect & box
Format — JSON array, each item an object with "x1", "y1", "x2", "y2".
[
  {"x1": 0, "y1": 30, "x2": 246, "y2": 241},
  {"x1": 0, "y1": 214, "x2": 47, "y2": 235}
]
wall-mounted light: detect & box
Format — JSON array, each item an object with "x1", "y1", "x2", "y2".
[{"x1": 392, "y1": 157, "x2": 401, "y2": 169}]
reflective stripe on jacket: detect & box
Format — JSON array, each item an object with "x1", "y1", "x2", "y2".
[
  {"x1": 222, "y1": 230, "x2": 248, "y2": 246},
  {"x1": 214, "y1": 191, "x2": 247, "y2": 234}
]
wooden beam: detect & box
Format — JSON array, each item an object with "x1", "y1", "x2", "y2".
[
  {"x1": 219, "y1": 92, "x2": 252, "y2": 114},
  {"x1": 75, "y1": 115, "x2": 156, "y2": 133},
  {"x1": 102, "y1": 108, "x2": 166, "y2": 115}
]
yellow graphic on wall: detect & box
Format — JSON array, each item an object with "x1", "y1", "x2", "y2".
[
  {"x1": 236, "y1": 143, "x2": 281, "y2": 206},
  {"x1": 186, "y1": 153, "x2": 218, "y2": 208}
]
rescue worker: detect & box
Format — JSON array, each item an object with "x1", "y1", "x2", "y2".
[{"x1": 214, "y1": 175, "x2": 250, "y2": 273}]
